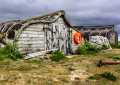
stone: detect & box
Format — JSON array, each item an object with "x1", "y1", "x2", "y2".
[
  {"x1": 0, "y1": 43, "x2": 5, "y2": 48},
  {"x1": 89, "y1": 35, "x2": 112, "y2": 49}
]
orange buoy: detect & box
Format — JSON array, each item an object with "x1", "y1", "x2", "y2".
[{"x1": 74, "y1": 32, "x2": 82, "y2": 44}]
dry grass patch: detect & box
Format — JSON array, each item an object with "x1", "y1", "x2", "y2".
[{"x1": 1, "y1": 48, "x2": 120, "y2": 85}]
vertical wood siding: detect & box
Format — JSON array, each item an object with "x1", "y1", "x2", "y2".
[{"x1": 44, "y1": 17, "x2": 72, "y2": 54}]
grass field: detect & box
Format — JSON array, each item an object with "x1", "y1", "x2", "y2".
[{"x1": 0, "y1": 42, "x2": 120, "y2": 85}]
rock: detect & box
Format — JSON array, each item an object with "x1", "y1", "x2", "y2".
[
  {"x1": 18, "y1": 73, "x2": 23, "y2": 77},
  {"x1": 89, "y1": 35, "x2": 112, "y2": 49},
  {"x1": 0, "y1": 43, "x2": 5, "y2": 48},
  {"x1": 52, "y1": 78, "x2": 59, "y2": 82},
  {"x1": 66, "y1": 55, "x2": 74, "y2": 58}
]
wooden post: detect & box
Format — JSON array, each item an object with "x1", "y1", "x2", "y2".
[{"x1": 58, "y1": 39, "x2": 60, "y2": 50}]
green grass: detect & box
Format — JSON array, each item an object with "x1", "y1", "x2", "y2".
[
  {"x1": 107, "y1": 54, "x2": 120, "y2": 61},
  {"x1": 50, "y1": 50, "x2": 67, "y2": 62},
  {"x1": 88, "y1": 74, "x2": 102, "y2": 80},
  {"x1": 107, "y1": 55, "x2": 114, "y2": 59},
  {"x1": 110, "y1": 41, "x2": 120, "y2": 48},
  {"x1": 88, "y1": 72, "x2": 117, "y2": 81},
  {"x1": 100, "y1": 45, "x2": 110, "y2": 50},
  {"x1": 118, "y1": 41, "x2": 120, "y2": 45},
  {"x1": 0, "y1": 45, "x2": 24, "y2": 61},
  {"x1": 68, "y1": 67, "x2": 76, "y2": 71},
  {"x1": 26, "y1": 60, "x2": 42, "y2": 63},
  {"x1": 76, "y1": 43, "x2": 100, "y2": 55},
  {"x1": 100, "y1": 72, "x2": 117, "y2": 81},
  {"x1": 0, "y1": 61, "x2": 10, "y2": 68},
  {"x1": 61, "y1": 78, "x2": 69, "y2": 83},
  {"x1": 18, "y1": 65, "x2": 35, "y2": 71},
  {"x1": 0, "y1": 61, "x2": 10, "y2": 65},
  {"x1": 113, "y1": 57, "x2": 120, "y2": 60}
]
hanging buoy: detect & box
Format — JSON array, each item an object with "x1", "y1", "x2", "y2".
[{"x1": 74, "y1": 32, "x2": 82, "y2": 44}]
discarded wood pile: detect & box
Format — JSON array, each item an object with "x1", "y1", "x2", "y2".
[{"x1": 24, "y1": 49, "x2": 57, "y2": 60}]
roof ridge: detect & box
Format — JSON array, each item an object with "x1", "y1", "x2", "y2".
[{"x1": 25, "y1": 10, "x2": 65, "y2": 21}]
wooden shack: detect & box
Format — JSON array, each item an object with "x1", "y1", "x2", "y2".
[
  {"x1": 0, "y1": 10, "x2": 83, "y2": 54},
  {"x1": 73, "y1": 25, "x2": 118, "y2": 45}
]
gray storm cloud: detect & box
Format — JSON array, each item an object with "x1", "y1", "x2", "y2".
[{"x1": 0, "y1": 0, "x2": 120, "y2": 40}]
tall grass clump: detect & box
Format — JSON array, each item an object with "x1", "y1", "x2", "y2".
[
  {"x1": 110, "y1": 43, "x2": 120, "y2": 49},
  {"x1": 88, "y1": 74, "x2": 102, "y2": 80},
  {"x1": 88, "y1": 72, "x2": 117, "y2": 81},
  {"x1": 100, "y1": 44, "x2": 110, "y2": 50},
  {"x1": 100, "y1": 72, "x2": 117, "y2": 81},
  {"x1": 76, "y1": 43, "x2": 100, "y2": 55},
  {"x1": 0, "y1": 45, "x2": 24, "y2": 61},
  {"x1": 50, "y1": 50, "x2": 67, "y2": 62}
]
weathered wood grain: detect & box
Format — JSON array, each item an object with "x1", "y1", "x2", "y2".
[
  {"x1": 18, "y1": 44, "x2": 45, "y2": 48},
  {"x1": 19, "y1": 34, "x2": 44, "y2": 38},
  {"x1": 28, "y1": 24, "x2": 43, "y2": 28},
  {"x1": 18, "y1": 23, "x2": 45, "y2": 54},
  {"x1": 18, "y1": 38, "x2": 44, "y2": 41},
  {"x1": 18, "y1": 17, "x2": 76, "y2": 55},
  {"x1": 18, "y1": 41, "x2": 44, "y2": 44},
  {"x1": 19, "y1": 48, "x2": 45, "y2": 51},
  {"x1": 24, "y1": 27, "x2": 43, "y2": 31},
  {"x1": 21, "y1": 31, "x2": 44, "y2": 35}
]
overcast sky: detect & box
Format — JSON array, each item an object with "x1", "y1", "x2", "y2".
[{"x1": 0, "y1": 0, "x2": 120, "y2": 40}]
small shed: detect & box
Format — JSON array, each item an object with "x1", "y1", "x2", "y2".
[
  {"x1": 0, "y1": 10, "x2": 83, "y2": 54},
  {"x1": 73, "y1": 25, "x2": 118, "y2": 45}
]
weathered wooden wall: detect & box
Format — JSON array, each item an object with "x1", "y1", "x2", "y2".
[
  {"x1": 0, "y1": 10, "x2": 83, "y2": 55},
  {"x1": 18, "y1": 16, "x2": 82, "y2": 54},
  {"x1": 18, "y1": 24, "x2": 45, "y2": 54},
  {"x1": 44, "y1": 17, "x2": 72, "y2": 54},
  {"x1": 18, "y1": 17, "x2": 70, "y2": 54}
]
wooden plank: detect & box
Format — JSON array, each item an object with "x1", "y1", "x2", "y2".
[
  {"x1": 18, "y1": 44, "x2": 45, "y2": 48},
  {"x1": 19, "y1": 34, "x2": 44, "y2": 38},
  {"x1": 24, "y1": 27, "x2": 43, "y2": 31},
  {"x1": 27, "y1": 24, "x2": 37, "y2": 27},
  {"x1": 19, "y1": 48, "x2": 45, "y2": 51},
  {"x1": 19, "y1": 33, "x2": 44, "y2": 36},
  {"x1": 18, "y1": 43, "x2": 44, "y2": 45},
  {"x1": 18, "y1": 41, "x2": 44, "y2": 44},
  {"x1": 18, "y1": 43, "x2": 44, "y2": 46},
  {"x1": 18, "y1": 40, "x2": 44, "y2": 43},
  {"x1": 18, "y1": 38, "x2": 44, "y2": 41},
  {"x1": 19, "y1": 42, "x2": 43, "y2": 46},
  {"x1": 21, "y1": 31, "x2": 44, "y2": 35},
  {"x1": 28, "y1": 24, "x2": 43, "y2": 28},
  {"x1": 19, "y1": 50, "x2": 45, "y2": 53},
  {"x1": 20, "y1": 51, "x2": 39, "y2": 54},
  {"x1": 19, "y1": 49, "x2": 45, "y2": 54},
  {"x1": 36, "y1": 24, "x2": 44, "y2": 28}
]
